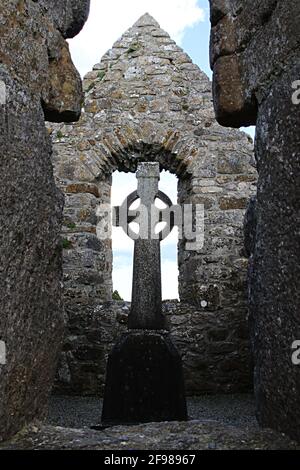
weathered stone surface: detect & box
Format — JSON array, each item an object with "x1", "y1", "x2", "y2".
[
  {"x1": 3, "y1": 394, "x2": 299, "y2": 450},
  {"x1": 52, "y1": 302, "x2": 128, "y2": 396},
  {"x1": 130, "y1": 239, "x2": 165, "y2": 329},
  {"x1": 212, "y1": 55, "x2": 258, "y2": 127},
  {"x1": 52, "y1": 13, "x2": 257, "y2": 395},
  {"x1": 2, "y1": 418, "x2": 299, "y2": 450},
  {"x1": 128, "y1": 163, "x2": 165, "y2": 330},
  {"x1": 42, "y1": 36, "x2": 83, "y2": 122},
  {"x1": 38, "y1": 0, "x2": 90, "y2": 38},
  {"x1": 0, "y1": 0, "x2": 89, "y2": 442},
  {"x1": 209, "y1": 0, "x2": 300, "y2": 442},
  {"x1": 102, "y1": 331, "x2": 187, "y2": 425},
  {"x1": 53, "y1": 301, "x2": 253, "y2": 397},
  {"x1": 244, "y1": 196, "x2": 257, "y2": 258}
]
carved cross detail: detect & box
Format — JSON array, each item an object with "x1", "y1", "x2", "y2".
[{"x1": 113, "y1": 163, "x2": 174, "y2": 329}]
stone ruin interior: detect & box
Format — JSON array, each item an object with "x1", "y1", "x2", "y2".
[{"x1": 0, "y1": 0, "x2": 299, "y2": 451}]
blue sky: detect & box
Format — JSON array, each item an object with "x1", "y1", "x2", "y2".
[
  {"x1": 182, "y1": 0, "x2": 212, "y2": 79},
  {"x1": 69, "y1": 0, "x2": 255, "y2": 300}
]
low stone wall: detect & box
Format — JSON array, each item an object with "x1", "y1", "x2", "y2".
[{"x1": 53, "y1": 301, "x2": 253, "y2": 396}]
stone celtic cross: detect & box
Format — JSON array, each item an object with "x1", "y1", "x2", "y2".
[
  {"x1": 102, "y1": 162, "x2": 187, "y2": 425},
  {"x1": 114, "y1": 162, "x2": 174, "y2": 330}
]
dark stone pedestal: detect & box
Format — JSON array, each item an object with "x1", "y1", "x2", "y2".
[{"x1": 102, "y1": 331, "x2": 187, "y2": 425}]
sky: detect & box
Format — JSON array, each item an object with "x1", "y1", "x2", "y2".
[
  {"x1": 68, "y1": 0, "x2": 256, "y2": 300},
  {"x1": 69, "y1": 0, "x2": 208, "y2": 78}
]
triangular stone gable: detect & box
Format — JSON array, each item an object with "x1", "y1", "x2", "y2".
[{"x1": 84, "y1": 12, "x2": 211, "y2": 104}]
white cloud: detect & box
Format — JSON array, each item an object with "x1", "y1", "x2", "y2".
[
  {"x1": 111, "y1": 172, "x2": 137, "y2": 206},
  {"x1": 162, "y1": 260, "x2": 179, "y2": 300},
  {"x1": 69, "y1": 0, "x2": 205, "y2": 76},
  {"x1": 113, "y1": 257, "x2": 179, "y2": 301},
  {"x1": 112, "y1": 227, "x2": 134, "y2": 253},
  {"x1": 113, "y1": 262, "x2": 133, "y2": 300},
  {"x1": 240, "y1": 126, "x2": 256, "y2": 140}
]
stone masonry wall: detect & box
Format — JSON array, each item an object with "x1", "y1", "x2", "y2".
[
  {"x1": 52, "y1": 14, "x2": 257, "y2": 396},
  {"x1": 0, "y1": 0, "x2": 90, "y2": 442},
  {"x1": 53, "y1": 301, "x2": 252, "y2": 396},
  {"x1": 209, "y1": 0, "x2": 300, "y2": 442}
]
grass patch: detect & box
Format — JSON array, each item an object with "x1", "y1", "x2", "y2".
[
  {"x1": 56, "y1": 130, "x2": 65, "y2": 139},
  {"x1": 66, "y1": 222, "x2": 76, "y2": 230},
  {"x1": 62, "y1": 238, "x2": 72, "y2": 249},
  {"x1": 112, "y1": 290, "x2": 123, "y2": 301}
]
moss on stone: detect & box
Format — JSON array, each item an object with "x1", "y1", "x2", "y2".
[
  {"x1": 87, "y1": 82, "x2": 96, "y2": 92},
  {"x1": 62, "y1": 238, "x2": 72, "y2": 249},
  {"x1": 66, "y1": 222, "x2": 76, "y2": 230},
  {"x1": 56, "y1": 130, "x2": 65, "y2": 139},
  {"x1": 127, "y1": 42, "x2": 141, "y2": 54},
  {"x1": 97, "y1": 71, "x2": 106, "y2": 81}
]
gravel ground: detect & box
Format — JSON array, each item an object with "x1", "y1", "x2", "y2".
[
  {"x1": 48, "y1": 394, "x2": 256, "y2": 429},
  {"x1": 3, "y1": 395, "x2": 298, "y2": 450}
]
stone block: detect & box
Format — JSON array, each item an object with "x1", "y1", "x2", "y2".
[{"x1": 102, "y1": 331, "x2": 187, "y2": 425}]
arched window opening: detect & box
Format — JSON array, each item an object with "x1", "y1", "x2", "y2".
[{"x1": 112, "y1": 170, "x2": 179, "y2": 301}]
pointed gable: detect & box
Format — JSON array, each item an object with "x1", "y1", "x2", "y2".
[{"x1": 83, "y1": 12, "x2": 211, "y2": 115}]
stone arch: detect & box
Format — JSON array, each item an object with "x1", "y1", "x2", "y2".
[{"x1": 75, "y1": 122, "x2": 204, "y2": 180}]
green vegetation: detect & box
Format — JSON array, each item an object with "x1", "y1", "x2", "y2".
[
  {"x1": 56, "y1": 130, "x2": 65, "y2": 140},
  {"x1": 112, "y1": 290, "x2": 123, "y2": 301},
  {"x1": 87, "y1": 82, "x2": 96, "y2": 92},
  {"x1": 62, "y1": 238, "x2": 72, "y2": 249},
  {"x1": 66, "y1": 222, "x2": 76, "y2": 230},
  {"x1": 97, "y1": 71, "x2": 106, "y2": 81},
  {"x1": 127, "y1": 42, "x2": 141, "y2": 54}
]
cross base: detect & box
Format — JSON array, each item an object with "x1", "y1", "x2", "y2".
[{"x1": 101, "y1": 330, "x2": 187, "y2": 425}]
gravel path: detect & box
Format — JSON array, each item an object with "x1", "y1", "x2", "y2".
[{"x1": 48, "y1": 394, "x2": 256, "y2": 429}]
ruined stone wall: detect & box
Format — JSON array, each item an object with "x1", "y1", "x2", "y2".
[
  {"x1": 52, "y1": 14, "x2": 257, "y2": 396},
  {"x1": 0, "y1": 0, "x2": 89, "y2": 442},
  {"x1": 209, "y1": 0, "x2": 300, "y2": 442},
  {"x1": 53, "y1": 300, "x2": 252, "y2": 396}
]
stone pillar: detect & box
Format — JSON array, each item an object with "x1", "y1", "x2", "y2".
[
  {"x1": 0, "y1": 0, "x2": 90, "y2": 442},
  {"x1": 209, "y1": 0, "x2": 300, "y2": 442},
  {"x1": 102, "y1": 163, "x2": 187, "y2": 425}
]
